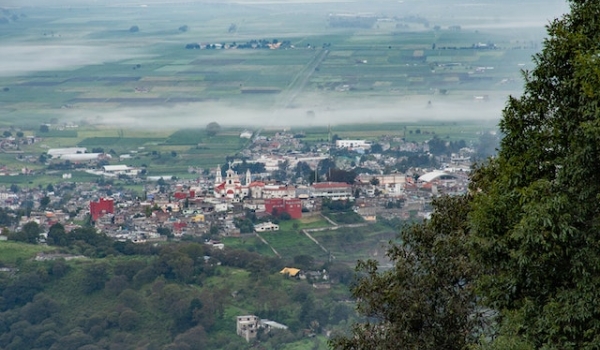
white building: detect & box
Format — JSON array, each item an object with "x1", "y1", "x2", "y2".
[
  {"x1": 335, "y1": 139, "x2": 371, "y2": 150},
  {"x1": 237, "y1": 315, "x2": 260, "y2": 342},
  {"x1": 254, "y1": 222, "x2": 279, "y2": 232},
  {"x1": 240, "y1": 130, "x2": 253, "y2": 139},
  {"x1": 261, "y1": 184, "x2": 295, "y2": 199},
  {"x1": 102, "y1": 165, "x2": 139, "y2": 176},
  {"x1": 357, "y1": 173, "x2": 406, "y2": 197},
  {"x1": 260, "y1": 319, "x2": 288, "y2": 331},
  {"x1": 236, "y1": 315, "x2": 288, "y2": 342},
  {"x1": 60, "y1": 153, "x2": 109, "y2": 162},
  {"x1": 214, "y1": 165, "x2": 251, "y2": 201},
  {"x1": 47, "y1": 147, "x2": 87, "y2": 157},
  {"x1": 310, "y1": 182, "x2": 353, "y2": 200},
  {"x1": 417, "y1": 171, "x2": 459, "y2": 187}
]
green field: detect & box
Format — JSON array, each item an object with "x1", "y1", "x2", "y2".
[
  {"x1": 0, "y1": 0, "x2": 557, "y2": 178},
  {"x1": 0, "y1": 118, "x2": 493, "y2": 183},
  {"x1": 217, "y1": 217, "x2": 395, "y2": 267},
  {"x1": 0, "y1": 241, "x2": 58, "y2": 265},
  {"x1": 0, "y1": 1, "x2": 553, "y2": 129}
]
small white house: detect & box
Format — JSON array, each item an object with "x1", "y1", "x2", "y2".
[
  {"x1": 102, "y1": 165, "x2": 139, "y2": 176},
  {"x1": 335, "y1": 139, "x2": 372, "y2": 149},
  {"x1": 254, "y1": 222, "x2": 279, "y2": 232}
]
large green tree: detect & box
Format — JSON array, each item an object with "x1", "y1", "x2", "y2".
[
  {"x1": 469, "y1": 0, "x2": 600, "y2": 348},
  {"x1": 9, "y1": 221, "x2": 42, "y2": 244},
  {"x1": 331, "y1": 2, "x2": 600, "y2": 349},
  {"x1": 205, "y1": 122, "x2": 221, "y2": 137},
  {"x1": 330, "y1": 195, "x2": 483, "y2": 349}
]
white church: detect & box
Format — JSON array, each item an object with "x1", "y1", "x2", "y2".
[{"x1": 213, "y1": 165, "x2": 251, "y2": 201}]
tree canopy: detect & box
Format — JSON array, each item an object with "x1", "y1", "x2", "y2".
[
  {"x1": 330, "y1": 195, "x2": 482, "y2": 349},
  {"x1": 469, "y1": 1, "x2": 600, "y2": 347},
  {"x1": 205, "y1": 122, "x2": 221, "y2": 137},
  {"x1": 332, "y1": 1, "x2": 600, "y2": 349},
  {"x1": 9, "y1": 222, "x2": 42, "y2": 244}
]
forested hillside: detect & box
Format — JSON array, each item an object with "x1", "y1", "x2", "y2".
[{"x1": 0, "y1": 233, "x2": 356, "y2": 350}]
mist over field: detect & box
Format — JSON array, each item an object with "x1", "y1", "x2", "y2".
[
  {"x1": 61, "y1": 97, "x2": 507, "y2": 129},
  {"x1": 0, "y1": 0, "x2": 569, "y2": 128},
  {"x1": 0, "y1": 45, "x2": 151, "y2": 77}
]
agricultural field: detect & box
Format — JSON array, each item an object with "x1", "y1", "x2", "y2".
[
  {"x1": 219, "y1": 216, "x2": 397, "y2": 268},
  {"x1": 0, "y1": 0, "x2": 562, "y2": 129},
  {"x1": 0, "y1": 0, "x2": 565, "y2": 179}
]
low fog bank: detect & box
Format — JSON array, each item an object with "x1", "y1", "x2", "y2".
[
  {"x1": 61, "y1": 98, "x2": 507, "y2": 129},
  {"x1": 0, "y1": 45, "x2": 152, "y2": 77}
]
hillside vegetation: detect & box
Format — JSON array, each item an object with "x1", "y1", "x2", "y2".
[{"x1": 0, "y1": 237, "x2": 356, "y2": 350}]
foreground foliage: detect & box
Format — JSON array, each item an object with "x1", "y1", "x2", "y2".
[
  {"x1": 330, "y1": 195, "x2": 482, "y2": 349},
  {"x1": 332, "y1": 1, "x2": 600, "y2": 349},
  {"x1": 469, "y1": 0, "x2": 600, "y2": 348}
]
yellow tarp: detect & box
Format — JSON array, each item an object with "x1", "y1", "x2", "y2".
[{"x1": 280, "y1": 267, "x2": 300, "y2": 277}]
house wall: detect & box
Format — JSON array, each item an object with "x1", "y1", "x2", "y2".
[
  {"x1": 265, "y1": 198, "x2": 302, "y2": 219},
  {"x1": 237, "y1": 315, "x2": 259, "y2": 342},
  {"x1": 90, "y1": 198, "x2": 114, "y2": 221},
  {"x1": 284, "y1": 198, "x2": 302, "y2": 219}
]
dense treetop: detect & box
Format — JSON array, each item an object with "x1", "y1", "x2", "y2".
[
  {"x1": 332, "y1": 1, "x2": 600, "y2": 349},
  {"x1": 470, "y1": 0, "x2": 600, "y2": 348}
]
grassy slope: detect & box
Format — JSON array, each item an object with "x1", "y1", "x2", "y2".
[{"x1": 0, "y1": 241, "x2": 58, "y2": 265}]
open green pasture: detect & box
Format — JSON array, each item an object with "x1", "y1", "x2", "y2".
[
  {"x1": 219, "y1": 217, "x2": 335, "y2": 262},
  {"x1": 261, "y1": 230, "x2": 328, "y2": 261},
  {"x1": 0, "y1": 171, "x2": 122, "y2": 189},
  {"x1": 221, "y1": 236, "x2": 275, "y2": 256},
  {"x1": 218, "y1": 219, "x2": 398, "y2": 265},
  {"x1": 78, "y1": 137, "x2": 163, "y2": 149},
  {"x1": 0, "y1": 1, "x2": 547, "y2": 179},
  {"x1": 311, "y1": 223, "x2": 397, "y2": 264},
  {"x1": 0, "y1": 241, "x2": 58, "y2": 265},
  {"x1": 294, "y1": 120, "x2": 495, "y2": 143},
  {"x1": 313, "y1": 40, "x2": 537, "y2": 96},
  {"x1": 295, "y1": 216, "x2": 333, "y2": 229},
  {"x1": 0, "y1": 126, "x2": 252, "y2": 180}
]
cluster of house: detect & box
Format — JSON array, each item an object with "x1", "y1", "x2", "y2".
[
  {"x1": 83, "y1": 161, "x2": 467, "y2": 240},
  {"x1": 0, "y1": 134, "x2": 40, "y2": 152},
  {"x1": 0, "y1": 126, "x2": 475, "y2": 242},
  {"x1": 84, "y1": 165, "x2": 359, "y2": 241},
  {"x1": 0, "y1": 145, "x2": 470, "y2": 242}
]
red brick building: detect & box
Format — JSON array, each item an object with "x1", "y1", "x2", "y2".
[
  {"x1": 90, "y1": 198, "x2": 114, "y2": 221},
  {"x1": 173, "y1": 190, "x2": 195, "y2": 200},
  {"x1": 264, "y1": 198, "x2": 302, "y2": 219}
]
